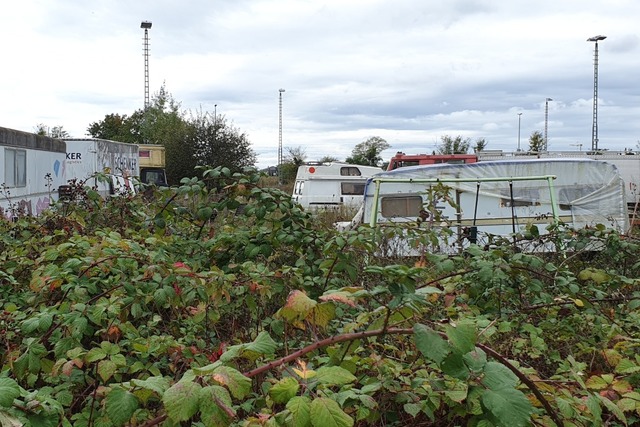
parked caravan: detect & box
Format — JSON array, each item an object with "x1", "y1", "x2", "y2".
[
  {"x1": 292, "y1": 162, "x2": 383, "y2": 209},
  {"x1": 63, "y1": 138, "x2": 139, "y2": 197},
  {"x1": 0, "y1": 126, "x2": 66, "y2": 218},
  {"x1": 387, "y1": 151, "x2": 640, "y2": 214},
  {"x1": 343, "y1": 159, "x2": 629, "y2": 255},
  {"x1": 476, "y1": 150, "x2": 640, "y2": 211}
]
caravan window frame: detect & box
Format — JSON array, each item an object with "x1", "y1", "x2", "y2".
[
  {"x1": 340, "y1": 167, "x2": 362, "y2": 176},
  {"x1": 4, "y1": 148, "x2": 27, "y2": 188},
  {"x1": 380, "y1": 195, "x2": 423, "y2": 218},
  {"x1": 341, "y1": 182, "x2": 366, "y2": 196}
]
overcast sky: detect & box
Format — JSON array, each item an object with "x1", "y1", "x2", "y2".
[{"x1": 2, "y1": 0, "x2": 639, "y2": 168}]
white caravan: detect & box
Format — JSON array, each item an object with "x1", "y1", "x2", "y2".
[
  {"x1": 343, "y1": 159, "x2": 629, "y2": 255},
  {"x1": 63, "y1": 139, "x2": 139, "y2": 197},
  {"x1": 292, "y1": 162, "x2": 383, "y2": 210},
  {"x1": 0, "y1": 126, "x2": 67, "y2": 218},
  {"x1": 477, "y1": 150, "x2": 640, "y2": 210}
]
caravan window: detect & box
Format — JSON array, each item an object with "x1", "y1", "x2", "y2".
[
  {"x1": 381, "y1": 196, "x2": 423, "y2": 218},
  {"x1": 293, "y1": 181, "x2": 304, "y2": 195},
  {"x1": 499, "y1": 188, "x2": 541, "y2": 207},
  {"x1": 341, "y1": 182, "x2": 365, "y2": 196},
  {"x1": 4, "y1": 148, "x2": 26, "y2": 188},
  {"x1": 340, "y1": 167, "x2": 362, "y2": 176}
]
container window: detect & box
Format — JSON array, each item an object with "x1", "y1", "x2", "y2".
[{"x1": 4, "y1": 148, "x2": 26, "y2": 188}]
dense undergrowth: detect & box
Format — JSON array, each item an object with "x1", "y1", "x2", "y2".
[{"x1": 1, "y1": 167, "x2": 640, "y2": 426}]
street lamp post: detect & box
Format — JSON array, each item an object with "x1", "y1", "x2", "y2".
[
  {"x1": 544, "y1": 98, "x2": 552, "y2": 152},
  {"x1": 517, "y1": 112, "x2": 522, "y2": 152},
  {"x1": 588, "y1": 35, "x2": 606, "y2": 152},
  {"x1": 140, "y1": 21, "x2": 152, "y2": 110},
  {"x1": 278, "y1": 89, "x2": 285, "y2": 179}
]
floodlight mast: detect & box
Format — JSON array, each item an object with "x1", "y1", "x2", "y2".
[
  {"x1": 544, "y1": 98, "x2": 552, "y2": 151},
  {"x1": 588, "y1": 35, "x2": 606, "y2": 151},
  {"x1": 278, "y1": 89, "x2": 285, "y2": 180},
  {"x1": 141, "y1": 21, "x2": 152, "y2": 109}
]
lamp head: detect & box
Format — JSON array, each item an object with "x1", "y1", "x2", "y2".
[
  {"x1": 141, "y1": 21, "x2": 152, "y2": 29},
  {"x1": 587, "y1": 35, "x2": 606, "y2": 42}
]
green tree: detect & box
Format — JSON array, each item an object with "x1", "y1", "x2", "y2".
[
  {"x1": 346, "y1": 136, "x2": 390, "y2": 166},
  {"x1": 319, "y1": 155, "x2": 340, "y2": 163},
  {"x1": 279, "y1": 146, "x2": 307, "y2": 183},
  {"x1": 474, "y1": 138, "x2": 488, "y2": 152},
  {"x1": 436, "y1": 135, "x2": 471, "y2": 154},
  {"x1": 187, "y1": 109, "x2": 256, "y2": 173},
  {"x1": 528, "y1": 130, "x2": 545, "y2": 153},
  {"x1": 34, "y1": 124, "x2": 71, "y2": 139},
  {"x1": 87, "y1": 113, "x2": 138, "y2": 143}
]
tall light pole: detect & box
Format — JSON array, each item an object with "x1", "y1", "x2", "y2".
[
  {"x1": 140, "y1": 21, "x2": 152, "y2": 110},
  {"x1": 517, "y1": 112, "x2": 523, "y2": 152},
  {"x1": 588, "y1": 35, "x2": 606, "y2": 152},
  {"x1": 278, "y1": 89, "x2": 285, "y2": 177},
  {"x1": 544, "y1": 98, "x2": 552, "y2": 151}
]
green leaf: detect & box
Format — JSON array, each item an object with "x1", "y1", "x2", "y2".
[
  {"x1": 210, "y1": 365, "x2": 252, "y2": 399},
  {"x1": 445, "y1": 322, "x2": 477, "y2": 354},
  {"x1": 441, "y1": 351, "x2": 469, "y2": 380},
  {"x1": 85, "y1": 347, "x2": 108, "y2": 363},
  {"x1": 0, "y1": 378, "x2": 20, "y2": 407},
  {"x1": 480, "y1": 361, "x2": 518, "y2": 391},
  {"x1": 199, "y1": 385, "x2": 234, "y2": 427},
  {"x1": 163, "y1": 381, "x2": 202, "y2": 422},
  {"x1": 220, "y1": 331, "x2": 277, "y2": 363},
  {"x1": 286, "y1": 396, "x2": 311, "y2": 427},
  {"x1": 463, "y1": 348, "x2": 487, "y2": 373},
  {"x1": 597, "y1": 394, "x2": 627, "y2": 425},
  {"x1": 97, "y1": 359, "x2": 118, "y2": 382},
  {"x1": 105, "y1": 387, "x2": 139, "y2": 427},
  {"x1": 0, "y1": 411, "x2": 23, "y2": 427},
  {"x1": 309, "y1": 397, "x2": 354, "y2": 427},
  {"x1": 279, "y1": 290, "x2": 318, "y2": 322},
  {"x1": 585, "y1": 394, "x2": 602, "y2": 421},
  {"x1": 269, "y1": 377, "x2": 300, "y2": 404},
  {"x1": 481, "y1": 387, "x2": 533, "y2": 427},
  {"x1": 414, "y1": 323, "x2": 450, "y2": 364},
  {"x1": 315, "y1": 366, "x2": 357, "y2": 386},
  {"x1": 131, "y1": 376, "x2": 171, "y2": 395}
]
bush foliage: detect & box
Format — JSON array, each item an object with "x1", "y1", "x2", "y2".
[{"x1": 1, "y1": 167, "x2": 640, "y2": 426}]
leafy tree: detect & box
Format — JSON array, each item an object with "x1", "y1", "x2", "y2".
[
  {"x1": 276, "y1": 146, "x2": 306, "y2": 184},
  {"x1": 187, "y1": 109, "x2": 256, "y2": 173},
  {"x1": 346, "y1": 136, "x2": 390, "y2": 166},
  {"x1": 34, "y1": 124, "x2": 71, "y2": 138},
  {"x1": 474, "y1": 137, "x2": 488, "y2": 152},
  {"x1": 528, "y1": 130, "x2": 545, "y2": 152},
  {"x1": 85, "y1": 85, "x2": 255, "y2": 185},
  {"x1": 319, "y1": 155, "x2": 340, "y2": 163},
  {"x1": 436, "y1": 135, "x2": 471, "y2": 154},
  {"x1": 87, "y1": 113, "x2": 138, "y2": 143}
]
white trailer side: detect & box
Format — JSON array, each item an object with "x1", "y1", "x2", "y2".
[
  {"x1": 0, "y1": 126, "x2": 66, "y2": 218},
  {"x1": 63, "y1": 139, "x2": 139, "y2": 196}
]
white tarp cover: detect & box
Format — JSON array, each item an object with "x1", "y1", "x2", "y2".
[{"x1": 363, "y1": 158, "x2": 629, "y2": 234}]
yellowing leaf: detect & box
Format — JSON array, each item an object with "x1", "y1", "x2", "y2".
[
  {"x1": 319, "y1": 292, "x2": 357, "y2": 307},
  {"x1": 573, "y1": 299, "x2": 584, "y2": 307}
]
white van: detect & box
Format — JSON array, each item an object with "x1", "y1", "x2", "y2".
[{"x1": 292, "y1": 162, "x2": 382, "y2": 210}]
